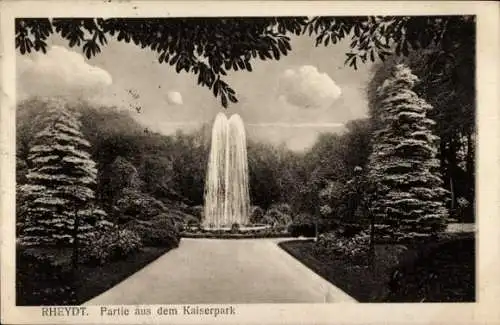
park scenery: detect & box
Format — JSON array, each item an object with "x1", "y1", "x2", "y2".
[{"x1": 15, "y1": 16, "x2": 475, "y2": 305}]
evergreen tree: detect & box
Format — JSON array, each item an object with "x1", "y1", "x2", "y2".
[
  {"x1": 368, "y1": 64, "x2": 449, "y2": 240},
  {"x1": 19, "y1": 99, "x2": 103, "y2": 246}
]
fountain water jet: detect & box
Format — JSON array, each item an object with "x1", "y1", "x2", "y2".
[{"x1": 203, "y1": 113, "x2": 250, "y2": 229}]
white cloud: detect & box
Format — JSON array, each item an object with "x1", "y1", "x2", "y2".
[
  {"x1": 17, "y1": 45, "x2": 112, "y2": 101},
  {"x1": 278, "y1": 65, "x2": 342, "y2": 109},
  {"x1": 166, "y1": 91, "x2": 183, "y2": 105}
]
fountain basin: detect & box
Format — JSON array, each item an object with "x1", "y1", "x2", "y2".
[
  {"x1": 182, "y1": 223, "x2": 291, "y2": 239},
  {"x1": 200, "y1": 224, "x2": 271, "y2": 232}
]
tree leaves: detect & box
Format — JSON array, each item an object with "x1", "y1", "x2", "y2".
[
  {"x1": 305, "y1": 15, "x2": 471, "y2": 73},
  {"x1": 82, "y1": 39, "x2": 101, "y2": 59},
  {"x1": 15, "y1": 16, "x2": 471, "y2": 109},
  {"x1": 15, "y1": 17, "x2": 308, "y2": 108}
]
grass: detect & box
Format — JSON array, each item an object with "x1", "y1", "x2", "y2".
[
  {"x1": 279, "y1": 234, "x2": 475, "y2": 302},
  {"x1": 279, "y1": 240, "x2": 401, "y2": 301},
  {"x1": 74, "y1": 246, "x2": 173, "y2": 303},
  {"x1": 17, "y1": 246, "x2": 174, "y2": 305}
]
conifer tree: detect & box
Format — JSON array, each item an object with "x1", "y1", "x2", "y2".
[
  {"x1": 19, "y1": 99, "x2": 103, "y2": 246},
  {"x1": 368, "y1": 64, "x2": 449, "y2": 240}
]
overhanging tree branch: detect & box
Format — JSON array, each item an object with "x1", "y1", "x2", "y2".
[{"x1": 15, "y1": 16, "x2": 474, "y2": 108}]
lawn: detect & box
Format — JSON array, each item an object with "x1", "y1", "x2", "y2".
[
  {"x1": 279, "y1": 233, "x2": 475, "y2": 302},
  {"x1": 16, "y1": 246, "x2": 174, "y2": 305}
]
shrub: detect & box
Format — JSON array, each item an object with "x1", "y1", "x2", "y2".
[
  {"x1": 230, "y1": 223, "x2": 240, "y2": 233},
  {"x1": 184, "y1": 214, "x2": 201, "y2": 228},
  {"x1": 288, "y1": 213, "x2": 316, "y2": 237},
  {"x1": 129, "y1": 217, "x2": 180, "y2": 248},
  {"x1": 81, "y1": 228, "x2": 143, "y2": 265},
  {"x1": 188, "y1": 205, "x2": 204, "y2": 220},
  {"x1": 314, "y1": 231, "x2": 371, "y2": 265},
  {"x1": 337, "y1": 223, "x2": 365, "y2": 238},
  {"x1": 451, "y1": 197, "x2": 470, "y2": 223},
  {"x1": 128, "y1": 213, "x2": 181, "y2": 247},
  {"x1": 249, "y1": 206, "x2": 265, "y2": 224},
  {"x1": 270, "y1": 203, "x2": 293, "y2": 215},
  {"x1": 289, "y1": 223, "x2": 316, "y2": 237},
  {"x1": 114, "y1": 188, "x2": 167, "y2": 222},
  {"x1": 263, "y1": 207, "x2": 292, "y2": 228}
]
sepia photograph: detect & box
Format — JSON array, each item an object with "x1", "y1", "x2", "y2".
[{"x1": 1, "y1": 1, "x2": 499, "y2": 324}]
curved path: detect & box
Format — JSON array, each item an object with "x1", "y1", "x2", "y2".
[{"x1": 85, "y1": 238, "x2": 356, "y2": 304}]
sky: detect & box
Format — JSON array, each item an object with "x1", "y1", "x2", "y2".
[{"x1": 16, "y1": 29, "x2": 375, "y2": 151}]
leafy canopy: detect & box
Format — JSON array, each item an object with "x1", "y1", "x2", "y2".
[{"x1": 16, "y1": 16, "x2": 473, "y2": 107}]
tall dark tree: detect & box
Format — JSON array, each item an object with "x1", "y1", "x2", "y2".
[{"x1": 367, "y1": 64, "x2": 449, "y2": 240}]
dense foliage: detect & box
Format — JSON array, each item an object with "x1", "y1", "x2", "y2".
[
  {"x1": 81, "y1": 228, "x2": 143, "y2": 265},
  {"x1": 314, "y1": 231, "x2": 371, "y2": 265},
  {"x1": 17, "y1": 99, "x2": 182, "y2": 257},
  {"x1": 17, "y1": 99, "x2": 370, "y2": 231},
  {"x1": 127, "y1": 216, "x2": 181, "y2": 247}
]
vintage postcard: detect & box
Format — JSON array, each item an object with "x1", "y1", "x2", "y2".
[{"x1": 1, "y1": 1, "x2": 499, "y2": 324}]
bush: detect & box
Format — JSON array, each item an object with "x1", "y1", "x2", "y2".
[
  {"x1": 450, "y1": 197, "x2": 471, "y2": 223},
  {"x1": 230, "y1": 223, "x2": 240, "y2": 233},
  {"x1": 337, "y1": 223, "x2": 365, "y2": 238},
  {"x1": 81, "y1": 228, "x2": 143, "y2": 265},
  {"x1": 263, "y1": 206, "x2": 292, "y2": 228},
  {"x1": 184, "y1": 214, "x2": 201, "y2": 227},
  {"x1": 289, "y1": 223, "x2": 316, "y2": 237},
  {"x1": 128, "y1": 217, "x2": 180, "y2": 248},
  {"x1": 270, "y1": 203, "x2": 293, "y2": 215},
  {"x1": 249, "y1": 206, "x2": 265, "y2": 224},
  {"x1": 114, "y1": 188, "x2": 167, "y2": 222},
  {"x1": 289, "y1": 213, "x2": 316, "y2": 237},
  {"x1": 314, "y1": 231, "x2": 371, "y2": 265},
  {"x1": 188, "y1": 205, "x2": 204, "y2": 220}
]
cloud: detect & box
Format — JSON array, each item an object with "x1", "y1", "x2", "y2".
[
  {"x1": 166, "y1": 91, "x2": 183, "y2": 105},
  {"x1": 17, "y1": 45, "x2": 112, "y2": 101},
  {"x1": 278, "y1": 65, "x2": 342, "y2": 109}
]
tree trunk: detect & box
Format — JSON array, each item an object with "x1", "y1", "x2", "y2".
[
  {"x1": 72, "y1": 211, "x2": 79, "y2": 269},
  {"x1": 369, "y1": 205, "x2": 375, "y2": 271},
  {"x1": 449, "y1": 175, "x2": 455, "y2": 211},
  {"x1": 465, "y1": 129, "x2": 475, "y2": 222},
  {"x1": 448, "y1": 138, "x2": 458, "y2": 211},
  {"x1": 439, "y1": 138, "x2": 449, "y2": 206}
]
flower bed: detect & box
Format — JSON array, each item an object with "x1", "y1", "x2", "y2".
[
  {"x1": 181, "y1": 231, "x2": 292, "y2": 239},
  {"x1": 181, "y1": 226, "x2": 292, "y2": 239}
]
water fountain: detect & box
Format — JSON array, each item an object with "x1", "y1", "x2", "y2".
[{"x1": 203, "y1": 113, "x2": 250, "y2": 230}]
